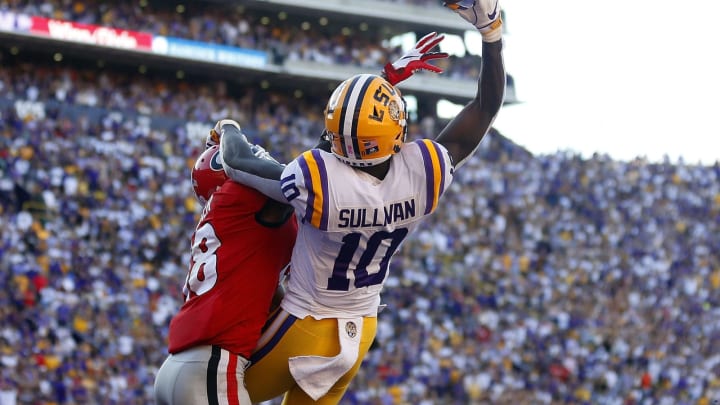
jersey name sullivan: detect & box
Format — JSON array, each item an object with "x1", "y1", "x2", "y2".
[{"x1": 338, "y1": 198, "x2": 416, "y2": 228}]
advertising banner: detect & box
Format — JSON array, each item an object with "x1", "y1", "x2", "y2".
[
  {"x1": 27, "y1": 16, "x2": 153, "y2": 51},
  {"x1": 152, "y1": 36, "x2": 267, "y2": 68}
]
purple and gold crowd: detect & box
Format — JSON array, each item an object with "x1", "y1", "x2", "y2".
[
  {"x1": 2, "y1": 52, "x2": 720, "y2": 405},
  {"x1": 2, "y1": 1, "x2": 720, "y2": 405}
]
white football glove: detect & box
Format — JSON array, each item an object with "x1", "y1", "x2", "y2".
[
  {"x1": 444, "y1": 0, "x2": 503, "y2": 42},
  {"x1": 382, "y1": 32, "x2": 449, "y2": 86},
  {"x1": 206, "y1": 119, "x2": 242, "y2": 149},
  {"x1": 250, "y1": 143, "x2": 280, "y2": 164}
]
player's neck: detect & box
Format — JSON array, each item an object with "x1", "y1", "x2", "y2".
[{"x1": 357, "y1": 159, "x2": 391, "y2": 180}]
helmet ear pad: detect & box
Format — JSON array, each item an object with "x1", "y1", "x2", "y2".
[{"x1": 325, "y1": 74, "x2": 408, "y2": 167}]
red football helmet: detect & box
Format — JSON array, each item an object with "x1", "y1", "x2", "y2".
[{"x1": 191, "y1": 145, "x2": 228, "y2": 205}]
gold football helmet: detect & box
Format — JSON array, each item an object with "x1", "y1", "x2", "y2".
[{"x1": 324, "y1": 74, "x2": 408, "y2": 167}]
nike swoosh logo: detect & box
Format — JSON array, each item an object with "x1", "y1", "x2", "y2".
[{"x1": 487, "y1": 0, "x2": 499, "y2": 20}]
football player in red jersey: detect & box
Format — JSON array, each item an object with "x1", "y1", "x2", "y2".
[{"x1": 154, "y1": 120, "x2": 298, "y2": 405}]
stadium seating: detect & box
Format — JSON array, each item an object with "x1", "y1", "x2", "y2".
[{"x1": 0, "y1": 1, "x2": 718, "y2": 404}]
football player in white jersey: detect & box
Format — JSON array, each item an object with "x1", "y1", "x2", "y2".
[{"x1": 219, "y1": 1, "x2": 505, "y2": 403}]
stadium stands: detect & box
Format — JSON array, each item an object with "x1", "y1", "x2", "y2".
[
  {"x1": 1, "y1": 0, "x2": 517, "y2": 103},
  {"x1": 1, "y1": 1, "x2": 718, "y2": 404}
]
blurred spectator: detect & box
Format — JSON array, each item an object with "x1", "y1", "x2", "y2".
[
  {"x1": 1, "y1": 12, "x2": 720, "y2": 405},
  {"x1": 6, "y1": 0, "x2": 481, "y2": 80}
]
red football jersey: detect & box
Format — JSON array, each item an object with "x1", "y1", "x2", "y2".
[{"x1": 168, "y1": 181, "x2": 297, "y2": 358}]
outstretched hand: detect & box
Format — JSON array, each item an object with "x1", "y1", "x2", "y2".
[
  {"x1": 383, "y1": 32, "x2": 449, "y2": 86},
  {"x1": 443, "y1": 0, "x2": 502, "y2": 41},
  {"x1": 206, "y1": 119, "x2": 242, "y2": 149}
]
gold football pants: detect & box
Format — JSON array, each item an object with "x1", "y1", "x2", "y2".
[{"x1": 246, "y1": 309, "x2": 377, "y2": 404}]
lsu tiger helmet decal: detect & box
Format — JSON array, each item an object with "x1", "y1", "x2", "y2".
[
  {"x1": 191, "y1": 145, "x2": 228, "y2": 205},
  {"x1": 324, "y1": 74, "x2": 408, "y2": 167}
]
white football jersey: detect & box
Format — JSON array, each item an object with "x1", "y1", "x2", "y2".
[{"x1": 279, "y1": 139, "x2": 454, "y2": 319}]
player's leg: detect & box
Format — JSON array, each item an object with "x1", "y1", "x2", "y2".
[
  {"x1": 154, "y1": 355, "x2": 177, "y2": 405},
  {"x1": 154, "y1": 346, "x2": 251, "y2": 405},
  {"x1": 281, "y1": 316, "x2": 377, "y2": 405},
  {"x1": 246, "y1": 309, "x2": 377, "y2": 405},
  {"x1": 245, "y1": 310, "x2": 302, "y2": 402}
]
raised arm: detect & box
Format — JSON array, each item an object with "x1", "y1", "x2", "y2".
[
  {"x1": 219, "y1": 121, "x2": 287, "y2": 202},
  {"x1": 434, "y1": 0, "x2": 506, "y2": 169}
]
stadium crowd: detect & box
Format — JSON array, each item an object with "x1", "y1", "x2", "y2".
[
  {"x1": 5, "y1": 0, "x2": 486, "y2": 81},
  {"x1": 2, "y1": 49, "x2": 720, "y2": 405}
]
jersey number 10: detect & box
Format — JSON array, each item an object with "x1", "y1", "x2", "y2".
[{"x1": 327, "y1": 228, "x2": 409, "y2": 291}]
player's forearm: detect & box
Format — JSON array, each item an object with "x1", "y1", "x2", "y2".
[
  {"x1": 477, "y1": 40, "x2": 505, "y2": 117},
  {"x1": 220, "y1": 125, "x2": 287, "y2": 203},
  {"x1": 435, "y1": 40, "x2": 505, "y2": 168}
]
